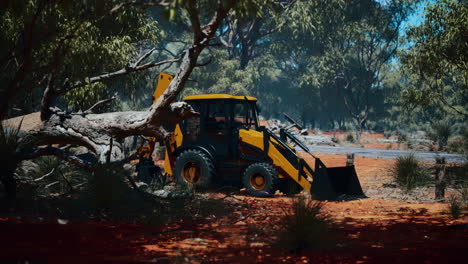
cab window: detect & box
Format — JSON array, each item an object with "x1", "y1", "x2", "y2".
[
  {"x1": 184, "y1": 101, "x2": 200, "y2": 138},
  {"x1": 232, "y1": 102, "x2": 257, "y2": 129},
  {"x1": 204, "y1": 102, "x2": 227, "y2": 134}
]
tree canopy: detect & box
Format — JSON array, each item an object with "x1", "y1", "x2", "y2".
[
  {"x1": 1, "y1": 0, "x2": 466, "y2": 164},
  {"x1": 401, "y1": 0, "x2": 467, "y2": 121}
]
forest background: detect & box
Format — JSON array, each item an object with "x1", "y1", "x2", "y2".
[{"x1": 1, "y1": 0, "x2": 466, "y2": 140}]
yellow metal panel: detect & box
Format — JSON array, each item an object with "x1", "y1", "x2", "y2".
[
  {"x1": 238, "y1": 129, "x2": 312, "y2": 193},
  {"x1": 183, "y1": 94, "x2": 258, "y2": 101},
  {"x1": 174, "y1": 124, "x2": 183, "y2": 147},
  {"x1": 164, "y1": 124, "x2": 183, "y2": 177},
  {"x1": 153, "y1": 73, "x2": 174, "y2": 103},
  {"x1": 164, "y1": 149, "x2": 173, "y2": 176}
]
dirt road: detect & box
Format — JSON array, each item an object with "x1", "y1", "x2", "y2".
[{"x1": 306, "y1": 145, "x2": 465, "y2": 163}]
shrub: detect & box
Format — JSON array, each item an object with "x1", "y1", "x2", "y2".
[
  {"x1": 384, "y1": 131, "x2": 392, "y2": 139},
  {"x1": 391, "y1": 154, "x2": 428, "y2": 192},
  {"x1": 346, "y1": 133, "x2": 355, "y2": 143},
  {"x1": 456, "y1": 181, "x2": 468, "y2": 203},
  {"x1": 397, "y1": 132, "x2": 408, "y2": 143},
  {"x1": 0, "y1": 121, "x2": 24, "y2": 198},
  {"x1": 463, "y1": 129, "x2": 468, "y2": 156},
  {"x1": 275, "y1": 198, "x2": 333, "y2": 253},
  {"x1": 28, "y1": 156, "x2": 83, "y2": 195},
  {"x1": 447, "y1": 195, "x2": 462, "y2": 218},
  {"x1": 428, "y1": 122, "x2": 452, "y2": 151}
]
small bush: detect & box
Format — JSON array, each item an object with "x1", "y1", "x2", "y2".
[
  {"x1": 0, "y1": 121, "x2": 24, "y2": 198},
  {"x1": 456, "y1": 182, "x2": 468, "y2": 203},
  {"x1": 391, "y1": 154, "x2": 428, "y2": 192},
  {"x1": 275, "y1": 198, "x2": 333, "y2": 253},
  {"x1": 384, "y1": 131, "x2": 392, "y2": 139},
  {"x1": 397, "y1": 132, "x2": 408, "y2": 143},
  {"x1": 463, "y1": 129, "x2": 468, "y2": 156},
  {"x1": 405, "y1": 140, "x2": 414, "y2": 150},
  {"x1": 428, "y1": 122, "x2": 452, "y2": 151},
  {"x1": 447, "y1": 195, "x2": 462, "y2": 218},
  {"x1": 346, "y1": 133, "x2": 355, "y2": 143},
  {"x1": 30, "y1": 156, "x2": 83, "y2": 195}
]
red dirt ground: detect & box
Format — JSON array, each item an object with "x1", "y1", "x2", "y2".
[{"x1": 1, "y1": 154, "x2": 467, "y2": 263}]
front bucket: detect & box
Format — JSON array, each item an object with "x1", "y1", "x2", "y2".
[{"x1": 311, "y1": 165, "x2": 365, "y2": 201}]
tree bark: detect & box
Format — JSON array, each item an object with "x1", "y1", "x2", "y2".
[{"x1": 21, "y1": 102, "x2": 199, "y2": 165}]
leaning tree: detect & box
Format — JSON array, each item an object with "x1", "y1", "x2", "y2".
[{"x1": 1, "y1": 0, "x2": 275, "y2": 197}]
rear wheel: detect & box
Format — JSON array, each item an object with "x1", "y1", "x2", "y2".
[
  {"x1": 243, "y1": 163, "x2": 279, "y2": 197},
  {"x1": 174, "y1": 149, "x2": 215, "y2": 189}
]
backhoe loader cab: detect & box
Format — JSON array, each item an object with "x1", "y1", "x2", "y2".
[{"x1": 178, "y1": 94, "x2": 260, "y2": 160}]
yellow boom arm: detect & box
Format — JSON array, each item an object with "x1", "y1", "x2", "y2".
[
  {"x1": 238, "y1": 129, "x2": 313, "y2": 193},
  {"x1": 137, "y1": 73, "x2": 174, "y2": 159}
]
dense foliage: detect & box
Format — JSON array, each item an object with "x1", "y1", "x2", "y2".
[
  {"x1": 1, "y1": 0, "x2": 466, "y2": 136},
  {"x1": 400, "y1": 0, "x2": 467, "y2": 132},
  {"x1": 0, "y1": 0, "x2": 161, "y2": 115}
]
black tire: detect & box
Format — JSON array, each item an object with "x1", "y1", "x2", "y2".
[
  {"x1": 174, "y1": 149, "x2": 216, "y2": 189},
  {"x1": 278, "y1": 178, "x2": 302, "y2": 196},
  {"x1": 242, "y1": 163, "x2": 279, "y2": 197}
]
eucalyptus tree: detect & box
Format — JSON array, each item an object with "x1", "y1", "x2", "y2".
[
  {"x1": 401, "y1": 0, "x2": 467, "y2": 120},
  {"x1": 304, "y1": 0, "x2": 419, "y2": 138}
]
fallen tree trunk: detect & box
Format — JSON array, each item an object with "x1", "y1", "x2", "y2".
[{"x1": 20, "y1": 102, "x2": 199, "y2": 165}]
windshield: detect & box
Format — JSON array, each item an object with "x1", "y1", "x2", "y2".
[{"x1": 231, "y1": 101, "x2": 258, "y2": 129}]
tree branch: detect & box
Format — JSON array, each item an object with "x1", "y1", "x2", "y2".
[
  {"x1": 33, "y1": 168, "x2": 55, "y2": 182},
  {"x1": 40, "y1": 73, "x2": 56, "y2": 121},
  {"x1": 85, "y1": 96, "x2": 117, "y2": 114},
  {"x1": 56, "y1": 58, "x2": 180, "y2": 95},
  {"x1": 128, "y1": 0, "x2": 172, "y2": 7},
  {"x1": 186, "y1": 0, "x2": 203, "y2": 43},
  {"x1": 17, "y1": 146, "x2": 95, "y2": 170},
  {"x1": 133, "y1": 48, "x2": 157, "y2": 67}
]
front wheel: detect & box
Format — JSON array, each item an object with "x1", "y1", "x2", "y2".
[
  {"x1": 242, "y1": 163, "x2": 279, "y2": 197},
  {"x1": 174, "y1": 149, "x2": 215, "y2": 189}
]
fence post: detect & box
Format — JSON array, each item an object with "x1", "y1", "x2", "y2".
[
  {"x1": 435, "y1": 157, "x2": 446, "y2": 201},
  {"x1": 346, "y1": 153, "x2": 355, "y2": 167}
]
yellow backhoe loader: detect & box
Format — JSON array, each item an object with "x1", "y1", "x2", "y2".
[{"x1": 137, "y1": 73, "x2": 364, "y2": 200}]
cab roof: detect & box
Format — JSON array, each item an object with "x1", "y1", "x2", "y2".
[{"x1": 183, "y1": 94, "x2": 258, "y2": 101}]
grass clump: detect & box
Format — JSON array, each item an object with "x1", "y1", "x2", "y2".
[
  {"x1": 391, "y1": 154, "x2": 429, "y2": 192},
  {"x1": 384, "y1": 131, "x2": 392, "y2": 139},
  {"x1": 0, "y1": 121, "x2": 26, "y2": 198},
  {"x1": 428, "y1": 122, "x2": 452, "y2": 151},
  {"x1": 397, "y1": 132, "x2": 408, "y2": 144},
  {"x1": 346, "y1": 133, "x2": 355, "y2": 143},
  {"x1": 447, "y1": 195, "x2": 463, "y2": 218},
  {"x1": 275, "y1": 198, "x2": 333, "y2": 253},
  {"x1": 457, "y1": 182, "x2": 468, "y2": 203}
]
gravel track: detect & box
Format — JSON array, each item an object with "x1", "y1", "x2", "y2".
[{"x1": 306, "y1": 145, "x2": 466, "y2": 164}]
